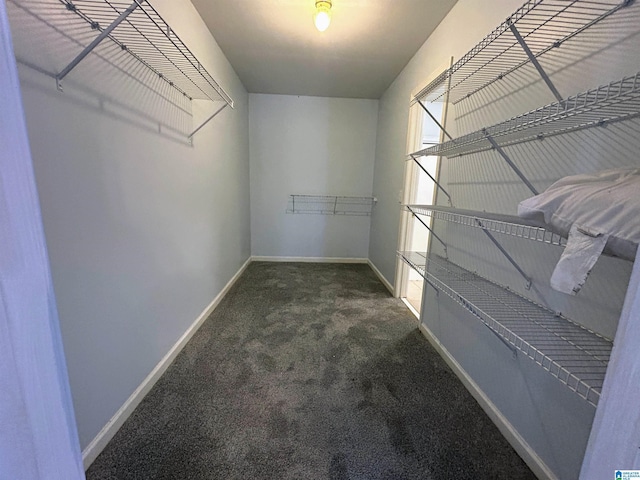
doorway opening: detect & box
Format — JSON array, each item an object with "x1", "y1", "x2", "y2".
[{"x1": 397, "y1": 66, "x2": 451, "y2": 317}]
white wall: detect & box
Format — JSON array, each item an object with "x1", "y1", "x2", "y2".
[
  {"x1": 9, "y1": 0, "x2": 251, "y2": 453},
  {"x1": 249, "y1": 94, "x2": 378, "y2": 259},
  {"x1": 370, "y1": 0, "x2": 640, "y2": 478},
  {"x1": 581, "y1": 256, "x2": 640, "y2": 478}
]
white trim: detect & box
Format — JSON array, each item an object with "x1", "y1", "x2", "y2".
[
  {"x1": 409, "y1": 58, "x2": 454, "y2": 101},
  {"x1": 418, "y1": 323, "x2": 558, "y2": 480},
  {"x1": 401, "y1": 297, "x2": 420, "y2": 319},
  {"x1": 367, "y1": 259, "x2": 394, "y2": 295},
  {"x1": 251, "y1": 256, "x2": 367, "y2": 264},
  {"x1": 396, "y1": 59, "x2": 453, "y2": 302},
  {"x1": 81, "y1": 257, "x2": 252, "y2": 470}
]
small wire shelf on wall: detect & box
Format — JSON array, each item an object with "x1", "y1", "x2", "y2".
[{"x1": 286, "y1": 195, "x2": 377, "y2": 216}]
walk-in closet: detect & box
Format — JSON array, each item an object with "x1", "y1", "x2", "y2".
[{"x1": 1, "y1": 0, "x2": 638, "y2": 479}]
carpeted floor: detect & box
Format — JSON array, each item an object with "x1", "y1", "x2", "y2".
[{"x1": 86, "y1": 262, "x2": 536, "y2": 479}]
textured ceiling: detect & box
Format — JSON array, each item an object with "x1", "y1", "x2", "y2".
[{"x1": 192, "y1": 0, "x2": 458, "y2": 99}]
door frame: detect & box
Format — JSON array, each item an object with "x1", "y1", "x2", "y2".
[{"x1": 394, "y1": 58, "x2": 453, "y2": 306}]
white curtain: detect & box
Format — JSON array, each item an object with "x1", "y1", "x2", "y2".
[{"x1": 0, "y1": 1, "x2": 85, "y2": 478}]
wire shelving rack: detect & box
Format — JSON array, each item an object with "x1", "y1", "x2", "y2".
[
  {"x1": 8, "y1": 0, "x2": 234, "y2": 138},
  {"x1": 287, "y1": 195, "x2": 376, "y2": 216},
  {"x1": 397, "y1": 252, "x2": 612, "y2": 406},
  {"x1": 413, "y1": 72, "x2": 640, "y2": 158},
  {"x1": 405, "y1": 205, "x2": 567, "y2": 246},
  {"x1": 413, "y1": 0, "x2": 631, "y2": 104}
]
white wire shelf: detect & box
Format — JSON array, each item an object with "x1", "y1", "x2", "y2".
[
  {"x1": 397, "y1": 252, "x2": 612, "y2": 406},
  {"x1": 286, "y1": 195, "x2": 376, "y2": 216},
  {"x1": 9, "y1": 0, "x2": 234, "y2": 106},
  {"x1": 406, "y1": 205, "x2": 637, "y2": 261},
  {"x1": 413, "y1": 72, "x2": 640, "y2": 158},
  {"x1": 406, "y1": 205, "x2": 567, "y2": 247},
  {"x1": 413, "y1": 0, "x2": 629, "y2": 104}
]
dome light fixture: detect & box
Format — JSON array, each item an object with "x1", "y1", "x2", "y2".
[{"x1": 314, "y1": 0, "x2": 332, "y2": 32}]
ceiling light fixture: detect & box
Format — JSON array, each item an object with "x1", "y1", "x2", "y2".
[{"x1": 314, "y1": 0, "x2": 332, "y2": 32}]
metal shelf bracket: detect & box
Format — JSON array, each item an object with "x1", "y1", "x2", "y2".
[
  {"x1": 407, "y1": 206, "x2": 448, "y2": 258},
  {"x1": 485, "y1": 132, "x2": 539, "y2": 195},
  {"x1": 188, "y1": 102, "x2": 229, "y2": 139},
  {"x1": 417, "y1": 100, "x2": 453, "y2": 140},
  {"x1": 409, "y1": 155, "x2": 453, "y2": 206},
  {"x1": 55, "y1": 1, "x2": 140, "y2": 92},
  {"x1": 507, "y1": 18, "x2": 563, "y2": 103},
  {"x1": 477, "y1": 219, "x2": 532, "y2": 290}
]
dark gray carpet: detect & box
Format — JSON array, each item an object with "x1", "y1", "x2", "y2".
[{"x1": 86, "y1": 262, "x2": 536, "y2": 479}]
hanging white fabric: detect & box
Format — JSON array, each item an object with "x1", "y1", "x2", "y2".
[{"x1": 518, "y1": 168, "x2": 640, "y2": 294}]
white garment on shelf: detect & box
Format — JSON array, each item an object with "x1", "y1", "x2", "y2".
[
  {"x1": 550, "y1": 224, "x2": 609, "y2": 295},
  {"x1": 518, "y1": 168, "x2": 640, "y2": 294}
]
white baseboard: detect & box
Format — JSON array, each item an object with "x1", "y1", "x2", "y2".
[
  {"x1": 401, "y1": 297, "x2": 420, "y2": 319},
  {"x1": 251, "y1": 256, "x2": 368, "y2": 264},
  {"x1": 367, "y1": 259, "x2": 394, "y2": 295},
  {"x1": 81, "y1": 257, "x2": 252, "y2": 470},
  {"x1": 418, "y1": 323, "x2": 557, "y2": 480}
]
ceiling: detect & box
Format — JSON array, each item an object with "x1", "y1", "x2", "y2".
[{"x1": 191, "y1": 0, "x2": 458, "y2": 99}]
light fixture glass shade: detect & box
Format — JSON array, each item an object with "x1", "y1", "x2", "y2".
[{"x1": 314, "y1": 1, "x2": 332, "y2": 32}]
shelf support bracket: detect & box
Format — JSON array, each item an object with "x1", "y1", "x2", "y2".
[
  {"x1": 507, "y1": 20, "x2": 563, "y2": 103},
  {"x1": 410, "y1": 155, "x2": 453, "y2": 206},
  {"x1": 407, "y1": 206, "x2": 448, "y2": 258},
  {"x1": 56, "y1": 1, "x2": 140, "y2": 91},
  {"x1": 399, "y1": 255, "x2": 439, "y2": 295},
  {"x1": 187, "y1": 102, "x2": 229, "y2": 140},
  {"x1": 417, "y1": 100, "x2": 453, "y2": 140},
  {"x1": 423, "y1": 277, "x2": 440, "y2": 295},
  {"x1": 485, "y1": 133, "x2": 539, "y2": 195},
  {"x1": 459, "y1": 292, "x2": 517, "y2": 355},
  {"x1": 477, "y1": 219, "x2": 532, "y2": 290},
  {"x1": 484, "y1": 325, "x2": 518, "y2": 356}
]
